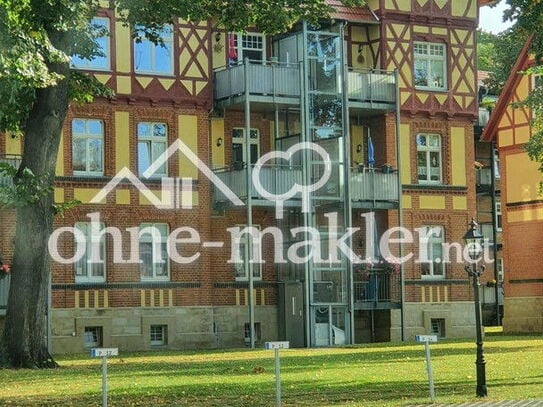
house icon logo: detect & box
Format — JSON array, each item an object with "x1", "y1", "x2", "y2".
[
  {"x1": 90, "y1": 139, "x2": 244, "y2": 209},
  {"x1": 90, "y1": 139, "x2": 332, "y2": 215}
]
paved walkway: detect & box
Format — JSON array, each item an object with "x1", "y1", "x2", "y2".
[{"x1": 408, "y1": 401, "x2": 543, "y2": 407}]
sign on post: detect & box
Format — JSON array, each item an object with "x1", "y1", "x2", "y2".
[
  {"x1": 265, "y1": 342, "x2": 289, "y2": 407},
  {"x1": 90, "y1": 348, "x2": 119, "y2": 407},
  {"x1": 415, "y1": 335, "x2": 437, "y2": 401}
]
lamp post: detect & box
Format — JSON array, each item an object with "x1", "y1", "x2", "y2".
[{"x1": 463, "y1": 218, "x2": 487, "y2": 397}]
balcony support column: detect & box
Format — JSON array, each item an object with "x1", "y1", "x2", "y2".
[
  {"x1": 394, "y1": 68, "x2": 406, "y2": 341},
  {"x1": 244, "y1": 58, "x2": 256, "y2": 349}
]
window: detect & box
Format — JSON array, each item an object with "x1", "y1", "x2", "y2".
[
  {"x1": 232, "y1": 128, "x2": 260, "y2": 167},
  {"x1": 480, "y1": 223, "x2": 494, "y2": 244},
  {"x1": 417, "y1": 134, "x2": 441, "y2": 183},
  {"x1": 431, "y1": 318, "x2": 445, "y2": 338},
  {"x1": 139, "y1": 223, "x2": 169, "y2": 280},
  {"x1": 244, "y1": 322, "x2": 261, "y2": 344},
  {"x1": 74, "y1": 222, "x2": 105, "y2": 283},
  {"x1": 495, "y1": 201, "x2": 502, "y2": 231},
  {"x1": 138, "y1": 122, "x2": 167, "y2": 176},
  {"x1": 150, "y1": 325, "x2": 167, "y2": 346},
  {"x1": 493, "y1": 148, "x2": 500, "y2": 179},
  {"x1": 72, "y1": 17, "x2": 110, "y2": 70},
  {"x1": 497, "y1": 258, "x2": 504, "y2": 281},
  {"x1": 134, "y1": 25, "x2": 174, "y2": 75},
  {"x1": 84, "y1": 326, "x2": 103, "y2": 348},
  {"x1": 72, "y1": 119, "x2": 104, "y2": 175},
  {"x1": 228, "y1": 33, "x2": 265, "y2": 64},
  {"x1": 233, "y1": 226, "x2": 262, "y2": 281},
  {"x1": 414, "y1": 42, "x2": 447, "y2": 90},
  {"x1": 420, "y1": 226, "x2": 445, "y2": 279}
]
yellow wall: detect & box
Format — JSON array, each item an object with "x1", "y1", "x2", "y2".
[
  {"x1": 178, "y1": 115, "x2": 199, "y2": 179},
  {"x1": 211, "y1": 118, "x2": 225, "y2": 169},
  {"x1": 419, "y1": 195, "x2": 446, "y2": 210},
  {"x1": 450, "y1": 126, "x2": 466, "y2": 186},
  {"x1": 505, "y1": 153, "x2": 542, "y2": 204},
  {"x1": 55, "y1": 131, "x2": 64, "y2": 176},
  {"x1": 115, "y1": 22, "x2": 131, "y2": 73},
  {"x1": 114, "y1": 111, "x2": 130, "y2": 172},
  {"x1": 74, "y1": 188, "x2": 105, "y2": 204},
  {"x1": 5, "y1": 133, "x2": 21, "y2": 155},
  {"x1": 508, "y1": 207, "x2": 543, "y2": 223}
]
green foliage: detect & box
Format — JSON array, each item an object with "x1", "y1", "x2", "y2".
[
  {"x1": 477, "y1": 30, "x2": 497, "y2": 72},
  {"x1": 0, "y1": 163, "x2": 53, "y2": 208}
]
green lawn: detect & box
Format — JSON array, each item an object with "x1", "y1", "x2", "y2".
[{"x1": 1, "y1": 333, "x2": 542, "y2": 406}]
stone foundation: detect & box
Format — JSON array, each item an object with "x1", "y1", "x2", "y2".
[
  {"x1": 502, "y1": 297, "x2": 543, "y2": 333},
  {"x1": 51, "y1": 306, "x2": 278, "y2": 354}
]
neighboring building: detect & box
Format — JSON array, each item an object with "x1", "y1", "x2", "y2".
[
  {"x1": 1, "y1": 0, "x2": 491, "y2": 352},
  {"x1": 481, "y1": 35, "x2": 543, "y2": 334},
  {"x1": 474, "y1": 70, "x2": 503, "y2": 326}
]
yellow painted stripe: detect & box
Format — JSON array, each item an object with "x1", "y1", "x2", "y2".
[
  {"x1": 168, "y1": 289, "x2": 173, "y2": 307},
  {"x1": 103, "y1": 291, "x2": 109, "y2": 308},
  {"x1": 74, "y1": 291, "x2": 80, "y2": 309},
  {"x1": 178, "y1": 115, "x2": 199, "y2": 178},
  {"x1": 150, "y1": 290, "x2": 155, "y2": 307},
  {"x1": 115, "y1": 111, "x2": 130, "y2": 172},
  {"x1": 94, "y1": 290, "x2": 99, "y2": 308},
  {"x1": 451, "y1": 127, "x2": 466, "y2": 186},
  {"x1": 244, "y1": 289, "x2": 248, "y2": 306},
  {"x1": 159, "y1": 290, "x2": 164, "y2": 307},
  {"x1": 444, "y1": 286, "x2": 449, "y2": 302},
  {"x1": 260, "y1": 289, "x2": 265, "y2": 306},
  {"x1": 429, "y1": 286, "x2": 433, "y2": 303},
  {"x1": 421, "y1": 286, "x2": 426, "y2": 303},
  {"x1": 236, "y1": 289, "x2": 240, "y2": 306},
  {"x1": 141, "y1": 290, "x2": 146, "y2": 307},
  {"x1": 84, "y1": 291, "x2": 89, "y2": 308}
]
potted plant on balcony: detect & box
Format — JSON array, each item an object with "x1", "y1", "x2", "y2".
[
  {"x1": 0, "y1": 260, "x2": 10, "y2": 279},
  {"x1": 381, "y1": 163, "x2": 393, "y2": 174}
]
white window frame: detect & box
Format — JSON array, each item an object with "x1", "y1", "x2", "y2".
[
  {"x1": 74, "y1": 222, "x2": 106, "y2": 283},
  {"x1": 139, "y1": 223, "x2": 170, "y2": 281},
  {"x1": 493, "y1": 148, "x2": 500, "y2": 179},
  {"x1": 230, "y1": 33, "x2": 266, "y2": 64},
  {"x1": 232, "y1": 128, "x2": 260, "y2": 167},
  {"x1": 416, "y1": 134, "x2": 442, "y2": 184},
  {"x1": 84, "y1": 326, "x2": 103, "y2": 348},
  {"x1": 72, "y1": 119, "x2": 104, "y2": 176},
  {"x1": 413, "y1": 41, "x2": 447, "y2": 91},
  {"x1": 137, "y1": 122, "x2": 168, "y2": 177},
  {"x1": 420, "y1": 225, "x2": 445, "y2": 280},
  {"x1": 72, "y1": 17, "x2": 111, "y2": 71},
  {"x1": 150, "y1": 324, "x2": 167, "y2": 346},
  {"x1": 134, "y1": 25, "x2": 174, "y2": 75},
  {"x1": 495, "y1": 201, "x2": 502, "y2": 231},
  {"x1": 233, "y1": 225, "x2": 262, "y2": 281},
  {"x1": 497, "y1": 258, "x2": 504, "y2": 281}
]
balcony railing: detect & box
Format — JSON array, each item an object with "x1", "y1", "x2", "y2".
[
  {"x1": 0, "y1": 275, "x2": 9, "y2": 314},
  {"x1": 347, "y1": 69, "x2": 396, "y2": 105},
  {"x1": 213, "y1": 164, "x2": 303, "y2": 204},
  {"x1": 350, "y1": 168, "x2": 399, "y2": 203},
  {"x1": 214, "y1": 60, "x2": 301, "y2": 102},
  {"x1": 0, "y1": 154, "x2": 22, "y2": 187},
  {"x1": 354, "y1": 271, "x2": 401, "y2": 306}
]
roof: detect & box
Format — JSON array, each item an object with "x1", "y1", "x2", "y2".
[
  {"x1": 327, "y1": 0, "x2": 379, "y2": 23},
  {"x1": 480, "y1": 35, "x2": 534, "y2": 142},
  {"x1": 478, "y1": 0, "x2": 499, "y2": 5}
]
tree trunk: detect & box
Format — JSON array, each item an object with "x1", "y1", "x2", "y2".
[{"x1": 1, "y1": 58, "x2": 70, "y2": 368}]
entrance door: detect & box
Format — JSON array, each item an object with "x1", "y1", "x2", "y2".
[{"x1": 280, "y1": 282, "x2": 305, "y2": 347}]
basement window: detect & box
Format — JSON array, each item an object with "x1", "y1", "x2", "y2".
[
  {"x1": 150, "y1": 324, "x2": 167, "y2": 346},
  {"x1": 84, "y1": 326, "x2": 103, "y2": 348},
  {"x1": 431, "y1": 318, "x2": 445, "y2": 338}
]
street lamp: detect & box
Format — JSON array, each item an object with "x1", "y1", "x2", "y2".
[{"x1": 463, "y1": 218, "x2": 487, "y2": 397}]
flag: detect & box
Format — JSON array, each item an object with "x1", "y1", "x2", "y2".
[{"x1": 367, "y1": 135, "x2": 375, "y2": 167}]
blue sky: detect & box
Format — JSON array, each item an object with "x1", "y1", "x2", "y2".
[{"x1": 479, "y1": 1, "x2": 515, "y2": 34}]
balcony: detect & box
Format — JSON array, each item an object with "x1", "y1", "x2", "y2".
[
  {"x1": 478, "y1": 107, "x2": 491, "y2": 128},
  {"x1": 353, "y1": 271, "x2": 401, "y2": 310},
  {"x1": 213, "y1": 164, "x2": 303, "y2": 208},
  {"x1": 0, "y1": 154, "x2": 22, "y2": 187},
  {"x1": 214, "y1": 62, "x2": 397, "y2": 112},
  {"x1": 350, "y1": 168, "x2": 399, "y2": 209},
  {"x1": 0, "y1": 275, "x2": 9, "y2": 315},
  {"x1": 347, "y1": 69, "x2": 397, "y2": 112},
  {"x1": 214, "y1": 61, "x2": 301, "y2": 110}
]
